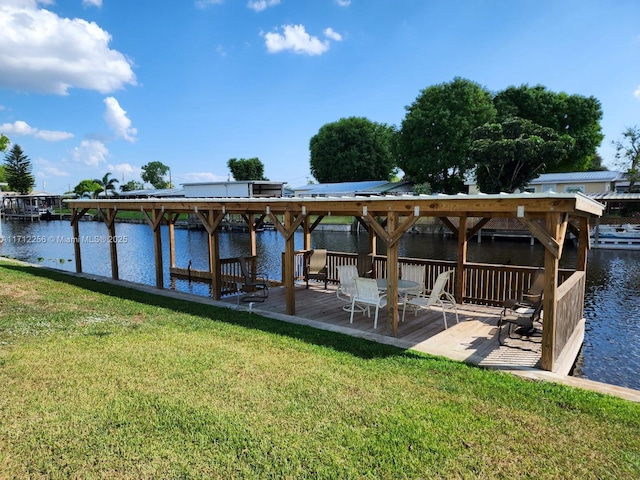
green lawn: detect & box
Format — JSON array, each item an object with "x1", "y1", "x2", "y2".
[{"x1": 0, "y1": 259, "x2": 639, "y2": 479}]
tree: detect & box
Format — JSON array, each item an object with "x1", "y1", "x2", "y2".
[
  {"x1": 93, "y1": 172, "x2": 119, "y2": 197},
  {"x1": 141, "y1": 161, "x2": 170, "y2": 189},
  {"x1": 493, "y1": 85, "x2": 603, "y2": 172},
  {"x1": 309, "y1": 116, "x2": 397, "y2": 183},
  {"x1": 397, "y1": 77, "x2": 496, "y2": 193},
  {"x1": 587, "y1": 153, "x2": 608, "y2": 172},
  {"x1": 0, "y1": 134, "x2": 8, "y2": 152},
  {"x1": 471, "y1": 117, "x2": 574, "y2": 194},
  {"x1": 3, "y1": 144, "x2": 35, "y2": 194},
  {"x1": 120, "y1": 180, "x2": 145, "y2": 192},
  {"x1": 612, "y1": 126, "x2": 640, "y2": 192},
  {"x1": 73, "y1": 179, "x2": 102, "y2": 198},
  {"x1": 227, "y1": 158, "x2": 268, "y2": 181}
]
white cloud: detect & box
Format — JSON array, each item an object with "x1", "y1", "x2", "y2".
[
  {"x1": 35, "y1": 158, "x2": 69, "y2": 177},
  {"x1": 0, "y1": 2, "x2": 136, "y2": 95},
  {"x1": 82, "y1": 0, "x2": 102, "y2": 7},
  {"x1": 264, "y1": 25, "x2": 331, "y2": 56},
  {"x1": 634, "y1": 85, "x2": 640, "y2": 99},
  {"x1": 72, "y1": 139, "x2": 109, "y2": 166},
  {"x1": 107, "y1": 163, "x2": 140, "y2": 178},
  {"x1": 103, "y1": 97, "x2": 137, "y2": 143},
  {"x1": 195, "y1": 0, "x2": 224, "y2": 9},
  {"x1": 247, "y1": 0, "x2": 280, "y2": 12},
  {"x1": 324, "y1": 27, "x2": 343, "y2": 42},
  {"x1": 335, "y1": 0, "x2": 351, "y2": 6},
  {"x1": 0, "y1": 120, "x2": 73, "y2": 141}
]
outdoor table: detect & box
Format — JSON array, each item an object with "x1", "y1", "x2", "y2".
[{"x1": 375, "y1": 278, "x2": 419, "y2": 293}]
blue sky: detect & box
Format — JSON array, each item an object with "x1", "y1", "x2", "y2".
[{"x1": 1, "y1": 0, "x2": 639, "y2": 195}]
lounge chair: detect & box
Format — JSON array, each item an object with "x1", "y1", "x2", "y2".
[
  {"x1": 305, "y1": 249, "x2": 328, "y2": 289},
  {"x1": 401, "y1": 270, "x2": 459, "y2": 329},
  {"x1": 237, "y1": 256, "x2": 269, "y2": 302},
  {"x1": 349, "y1": 277, "x2": 388, "y2": 329}
]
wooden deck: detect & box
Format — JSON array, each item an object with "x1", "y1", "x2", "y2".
[{"x1": 220, "y1": 281, "x2": 544, "y2": 371}]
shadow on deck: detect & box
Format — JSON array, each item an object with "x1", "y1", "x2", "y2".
[{"x1": 220, "y1": 281, "x2": 543, "y2": 372}]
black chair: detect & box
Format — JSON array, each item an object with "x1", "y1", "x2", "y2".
[
  {"x1": 237, "y1": 256, "x2": 269, "y2": 302},
  {"x1": 498, "y1": 294, "x2": 543, "y2": 345}
]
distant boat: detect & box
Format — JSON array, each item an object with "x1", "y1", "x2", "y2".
[{"x1": 591, "y1": 224, "x2": 640, "y2": 249}]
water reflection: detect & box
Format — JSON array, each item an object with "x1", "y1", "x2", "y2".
[{"x1": 1, "y1": 220, "x2": 638, "y2": 390}]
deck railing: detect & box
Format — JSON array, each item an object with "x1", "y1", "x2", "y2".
[{"x1": 554, "y1": 271, "x2": 586, "y2": 363}]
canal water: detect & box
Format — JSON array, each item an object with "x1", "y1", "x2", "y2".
[{"x1": 1, "y1": 220, "x2": 639, "y2": 391}]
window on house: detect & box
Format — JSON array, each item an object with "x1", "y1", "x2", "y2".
[{"x1": 564, "y1": 185, "x2": 585, "y2": 193}]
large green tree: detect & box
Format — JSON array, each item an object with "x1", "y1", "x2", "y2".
[
  {"x1": 471, "y1": 117, "x2": 574, "y2": 193},
  {"x1": 397, "y1": 77, "x2": 496, "y2": 193},
  {"x1": 73, "y1": 179, "x2": 102, "y2": 198},
  {"x1": 4, "y1": 144, "x2": 35, "y2": 194},
  {"x1": 93, "y1": 172, "x2": 119, "y2": 197},
  {"x1": 612, "y1": 126, "x2": 640, "y2": 192},
  {"x1": 227, "y1": 158, "x2": 268, "y2": 181},
  {"x1": 141, "y1": 161, "x2": 171, "y2": 189},
  {"x1": 493, "y1": 85, "x2": 603, "y2": 172},
  {"x1": 309, "y1": 116, "x2": 397, "y2": 183}
]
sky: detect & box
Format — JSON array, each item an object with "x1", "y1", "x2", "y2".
[{"x1": 1, "y1": 0, "x2": 639, "y2": 195}]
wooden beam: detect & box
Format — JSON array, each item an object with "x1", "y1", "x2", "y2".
[
  {"x1": 388, "y1": 215, "x2": 420, "y2": 246},
  {"x1": 466, "y1": 217, "x2": 491, "y2": 241},
  {"x1": 267, "y1": 211, "x2": 304, "y2": 240},
  {"x1": 362, "y1": 213, "x2": 390, "y2": 245},
  {"x1": 439, "y1": 216, "x2": 459, "y2": 237},
  {"x1": 519, "y1": 215, "x2": 560, "y2": 258}
]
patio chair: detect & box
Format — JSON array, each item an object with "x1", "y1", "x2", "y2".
[
  {"x1": 497, "y1": 294, "x2": 543, "y2": 345},
  {"x1": 350, "y1": 277, "x2": 388, "y2": 329},
  {"x1": 400, "y1": 264, "x2": 426, "y2": 297},
  {"x1": 305, "y1": 249, "x2": 328, "y2": 289},
  {"x1": 401, "y1": 270, "x2": 459, "y2": 329},
  {"x1": 336, "y1": 264, "x2": 359, "y2": 304},
  {"x1": 237, "y1": 256, "x2": 269, "y2": 302}
]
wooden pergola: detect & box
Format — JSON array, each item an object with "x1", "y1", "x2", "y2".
[{"x1": 67, "y1": 192, "x2": 604, "y2": 371}]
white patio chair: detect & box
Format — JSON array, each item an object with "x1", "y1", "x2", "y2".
[
  {"x1": 401, "y1": 270, "x2": 458, "y2": 329},
  {"x1": 350, "y1": 277, "x2": 388, "y2": 329},
  {"x1": 336, "y1": 264, "x2": 359, "y2": 304},
  {"x1": 400, "y1": 264, "x2": 426, "y2": 297}
]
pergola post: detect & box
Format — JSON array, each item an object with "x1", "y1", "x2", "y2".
[
  {"x1": 207, "y1": 214, "x2": 221, "y2": 299},
  {"x1": 386, "y1": 212, "x2": 400, "y2": 335},
  {"x1": 283, "y1": 210, "x2": 296, "y2": 315},
  {"x1": 541, "y1": 212, "x2": 562, "y2": 371},
  {"x1": 71, "y1": 207, "x2": 83, "y2": 273},
  {"x1": 100, "y1": 207, "x2": 119, "y2": 280},
  {"x1": 577, "y1": 217, "x2": 590, "y2": 272},
  {"x1": 455, "y1": 216, "x2": 468, "y2": 303}
]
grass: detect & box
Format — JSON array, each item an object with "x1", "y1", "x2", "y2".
[{"x1": 0, "y1": 259, "x2": 639, "y2": 479}]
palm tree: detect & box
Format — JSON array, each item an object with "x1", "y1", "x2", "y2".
[{"x1": 93, "y1": 172, "x2": 119, "y2": 197}]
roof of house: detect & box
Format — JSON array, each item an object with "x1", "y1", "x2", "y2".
[
  {"x1": 292, "y1": 180, "x2": 391, "y2": 196},
  {"x1": 529, "y1": 171, "x2": 622, "y2": 184}
]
